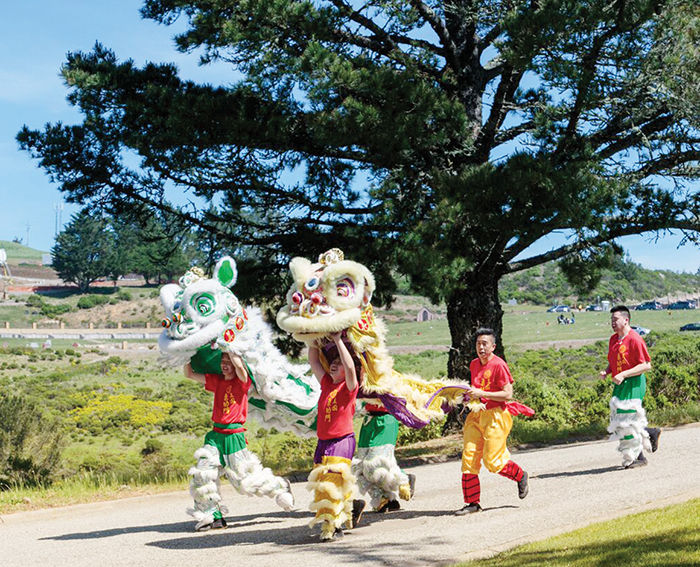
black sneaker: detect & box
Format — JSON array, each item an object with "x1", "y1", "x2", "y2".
[
  {"x1": 408, "y1": 473, "x2": 416, "y2": 499},
  {"x1": 624, "y1": 453, "x2": 648, "y2": 469},
  {"x1": 387, "y1": 499, "x2": 401, "y2": 511},
  {"x1": 646, "y1": 428, "x2": 661, "y2": 453},
  {"x1": 320, "y1": 527, "x2": 344, "y2": 542},
  {"x1": 376, "y1": 498, "x2": 390, "y2": 513},
  {"x1": 518, "y1": 471, "x2": 529, "y2": 499},
  {"x1": 322, "y1": 528, "x2": 344, "y2": 542},
  {"x1": 455, "y1": 502, "x2": 482, "y2": 515},
  {"x1": 351, "y1": 499, "x2": 366, "y2": 528},
  {"x1": 211, "y1": 517, "x2": 227, "y2": 529}
]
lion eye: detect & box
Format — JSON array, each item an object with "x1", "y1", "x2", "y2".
[
  {"x1": 336, "y1": 277, "x2": 355, "y2": 298},
  {"x1": 305, "y1": 276, "x2": 321, "y2": 292},
  {"x1": 191, "y1": 293, "x2": 216, "y2": 316}
]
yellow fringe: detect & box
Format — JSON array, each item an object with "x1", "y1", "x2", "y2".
[{"x1": 306, "y1": 457, "x2": 356, "y2": 532}]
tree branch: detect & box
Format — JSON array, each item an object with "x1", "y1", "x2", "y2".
[
  {"x1": 493, "y1": 120, "x2": 535, "y2": 145},
  {"x1": 632, "y1": 149, "x2": 700, "y2": 178},
  {"x1": 594, "y1": 114, "x2": 675, "y2": 160},
  {"x1": 476, "y1": 64, "x2": 524, "y2": 158},
  {"x1": 407, "y1": 0, "x2": 459, "y2": 66},
  {"x1": 506, "y1": 218, "x2": 699, "y2": 273}
]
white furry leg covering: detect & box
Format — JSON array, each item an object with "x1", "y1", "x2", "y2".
[
  {"x1": 187, "y1": 445, "x2": 228, "y2": 529},
  {"x1": 222, "y1": 449, "x2": 295, "y2": 511},
  {"x1": 352, "y1": 445, "x2": 407, "y2": 510},
  {"x1": 608, "y1": 397, "x2": 651, "y2": 467}
]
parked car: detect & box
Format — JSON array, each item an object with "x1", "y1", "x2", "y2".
[
  {"x1": 636, "y1": 301, "x2": 663, "y2": 311},
  {"x1": 631, "y1": 325, "x2": 651, "y2": 336},
  {"x1": 546, "y1": 305, "x2": 570, "y2": 312},
  {"x1": 680, "y1": 323, "x2": 700, "y2": 332},
  {"x1": 668, "y1": 300, "x2": 697, "y2": 310},
  {"x1": 585, "y1": 304, "x2": 603, "y2": 311}
]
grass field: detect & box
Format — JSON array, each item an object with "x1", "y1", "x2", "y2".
[
  {"x1": 453, "y1": 498, "x2": 700, "y2": 567},
  {"x1": 385, "y1": 308, "x2": 700, "y2": 348},
  {"x1": 0, "y1": 240, "x2": 47, "y2": 262}
]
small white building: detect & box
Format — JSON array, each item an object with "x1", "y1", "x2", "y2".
[{"x1": 417, "y1": 307, "x2": 438, "y2": 322}]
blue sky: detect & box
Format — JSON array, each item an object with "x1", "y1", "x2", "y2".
[{"x1": 0, "y1": 1, "x2": 698, "y2": 273}]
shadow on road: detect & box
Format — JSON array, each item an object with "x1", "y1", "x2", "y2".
[
  {"x1": 39, "y1": 510, "x2": 310, "y2": 541},
  {"x1": 534, "y1": 465, "x2": 620, "y2": 479},
  {"x1": 144, "y1": 510, "x2": 458, "y2": 566},
  {"x1": 39, "y1": 504, "x2": 519, "y2": 563}
]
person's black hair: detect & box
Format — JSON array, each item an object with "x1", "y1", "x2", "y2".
[
  {"x1": 475, "y1": 327, "x2": 496, "y2": 341},
  {"x1": 323, "y1": 342, "x2": 362, "y2": 376},
  {"x1": 610, "y1": 305, "x2": 631, "y2": 320}
]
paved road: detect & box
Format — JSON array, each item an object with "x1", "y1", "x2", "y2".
[{"x1": 2, "y1": 424, "x2": 698, "y2": 567}]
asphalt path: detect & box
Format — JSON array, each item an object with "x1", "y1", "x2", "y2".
[{"x1": 2, "y1": 424, "x2": 698, "y2": 567}]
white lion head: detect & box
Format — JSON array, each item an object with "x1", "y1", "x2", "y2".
[{"x1": 159, "y1": 257, "x2": 249, "y2": 354}]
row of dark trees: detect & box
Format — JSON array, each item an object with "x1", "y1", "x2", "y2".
[
  {"x1": 51, "y1": 208, "x2": 212, "y2": 292},
  {"x1": 19, "y1": 0, "x2": 700, "y2": 377}
]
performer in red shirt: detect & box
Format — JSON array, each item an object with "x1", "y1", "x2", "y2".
[
  {"x1": 184, "y1": 352, "x2": 295, "y2": 531},
  {"x1": 457, "y1": 328, "x2": 531, "y2": 514},
  {"x1": 599, "y1": 305, "x2": 660, "y2": 468},
  {"x1": 307, "y1": 332, "x2": 365, "y2": 541}
]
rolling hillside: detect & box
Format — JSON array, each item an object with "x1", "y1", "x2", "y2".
[
  {"x1": 0, "y1": 240, "x2": 48, "y2": 263},
  {"x1": 499, "y1": 257, "x2": 700, "y2": 305}
]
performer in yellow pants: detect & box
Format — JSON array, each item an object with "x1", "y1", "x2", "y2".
[
  {"x1": 462, "y1": 406, "x2": 513, "y2": 475},
  {"x1": 457, "y1": 328, "x2": 531, "y2": 514}
]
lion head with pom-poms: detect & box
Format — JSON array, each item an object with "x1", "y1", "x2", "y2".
[
  {"x1": 159, "y1": 256, "x2": 319, "y2": 434},
  {"x1": 277, "y1": 249, "x2": 468, "y2": 428}
]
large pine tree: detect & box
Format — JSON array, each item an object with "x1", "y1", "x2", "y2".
[{"x1": 19, "y1": 0, "x2": 699, "y2": 377}]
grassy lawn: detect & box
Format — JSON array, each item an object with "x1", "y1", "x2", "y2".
[
  {"x1": 385, "y1": 308, "x2": 700, "y2": 348},
  {"x1": 0, "y1": 240, "x2": 47, "y2": 261},
  {"x1": 453, "y1": 498, "x2": 700, "y2": 567},
  {"x1": 0, "y1": 305, "x2": 37, "y2": 328}
]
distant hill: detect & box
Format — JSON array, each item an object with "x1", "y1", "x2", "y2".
[
  {"x1": 0, "y1": 240, "x2": 48, "y2": 263},
  {"x1": 500, "y1": 258, "x2": 700, "y2": 305}
]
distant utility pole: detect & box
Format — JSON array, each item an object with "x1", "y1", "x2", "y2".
[
  {"x1": 25, "y1": 223, "x2": 30, "y2": 248},
  {"x1": 54, "y1": 202, "x2": 64, "y2": 236}
]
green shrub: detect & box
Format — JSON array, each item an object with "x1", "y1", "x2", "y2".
[
  {"x1": 24, "y1": 294, "x2": 73, "y2": 319},
  {"x1": 646, "y1": 334, "x2": 700, "y2": 407},
  {"x1": 77, "y1": 295, "x2": 110, "y2": 309},
  {"x1": 0, "y1": 393, "x2": 65, "y2": 489},
  {"x1": 397, "y1": 418, "x2": 445, "y2": 445},
  {"x1": 142, "y1": 437, "x2": 164, "y2": 455}
]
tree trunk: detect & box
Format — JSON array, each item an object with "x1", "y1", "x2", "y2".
[
  {"x1": 443, "y1": 272, "x2": 504, "y2": 433},
  {"x1": 447, "y1": 273, "x2": 505, "y2": 382}
]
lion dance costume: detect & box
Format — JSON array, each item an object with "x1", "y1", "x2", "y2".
[
  {"x1": 277, "y1": 248, "x2": 469, "y2": 536},
  {"x1": 159, "y1": 257, "x2": 321, "y2": 529}
]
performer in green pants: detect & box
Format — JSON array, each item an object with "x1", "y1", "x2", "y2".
[
  {"x1": 600, "y1": 305, "x2": 661, "y2": 468},
  {"x1": 352, "y1": 400, "x2": 415, "y2": 512}
]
